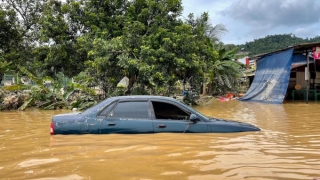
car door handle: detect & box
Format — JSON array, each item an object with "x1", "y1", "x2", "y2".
[
  {"x1": 157, "y1": 124, "x2": 167, "y2": 128},
  {"x1": 108, "y1": 123, "x2": 116, "y2": 126}
]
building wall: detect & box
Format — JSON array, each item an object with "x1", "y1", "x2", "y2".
[
  {"x1": 288, "y1": 77, "x2": 296, "y2": 89},
  {"x1": 295, "y1": 71, "x2": 320, "y2": 89},
  {"x1": 296, "y1": 72, "x2": 307, "y2": 88}
]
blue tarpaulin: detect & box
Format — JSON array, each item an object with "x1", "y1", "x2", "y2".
[{"x1": 240, "y1": 48, "x2": 294, "y2": 104}]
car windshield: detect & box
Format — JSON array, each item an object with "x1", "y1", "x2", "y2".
[
  {"x1": 207, "y1": 116, "x2": 219, "y2": 121},
  {"x1": 192, "y1": 109, "x2": 209, "y2": 120},
  {"x1": 177, "y1": 102, "x2": 209, "y2": 120}
]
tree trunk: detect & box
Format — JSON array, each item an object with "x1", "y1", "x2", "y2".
[
  {"x1": 127, "y1": 75, "x2": 136, "y2": 95},
  {"x1": 208, "y1": 82, "x2": 212, "y2": 95},
  {"x1": 202, "y1": 78, "x2": 207, "y2": 96},
  {"x1": 0, "y1": 73, "x2": 3, "y2": 85}
]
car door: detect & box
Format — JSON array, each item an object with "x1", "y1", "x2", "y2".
[
  {"x1": 100, "y1": 100, "x2": 154, "y2": 134},
  {"x1": 150, "y1": 100, "x2": 209, "y2": 133}
]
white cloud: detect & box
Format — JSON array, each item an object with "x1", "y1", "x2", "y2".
[
  {"x1": 222, "y1": 0, "x2": 320, "y2": 27},
  {"x1": 182, "y1": 0, "x2": 320, "y2": 44},
  {"x1": 294, "y1": 28, "x2": 312, "y2": 37}
]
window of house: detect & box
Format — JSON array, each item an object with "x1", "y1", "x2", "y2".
[
  {"x1": 108, "y1": 101, "x2": 149, "y2": 119},
  {"x1": 290, "y1": 71, "x2": 296, "y2": 78},
  {"x1": 151, "y1": 101, "x2": 190, "y2": 120}
]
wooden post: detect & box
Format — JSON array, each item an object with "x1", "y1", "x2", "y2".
[{"x1": 306, "y1": 51, "x2": 309, "y2": 104}]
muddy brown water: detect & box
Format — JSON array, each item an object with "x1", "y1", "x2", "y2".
[{"x1": 0, "y1": 99, "x2": 320, "y2": 180}]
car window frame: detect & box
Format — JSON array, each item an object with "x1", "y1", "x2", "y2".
[
  {"x1": 107, "y1": 99, "x2": 152, "y2": 119},
  {"x1": 149, "y1": 99, "x2": 198, "y2": 121},
  {"x1": 82, "y1": 97, "x2": 118, "y2": 116},
  {"x1": 96, "y1": 100, "x2": 118, "y2": 118}
]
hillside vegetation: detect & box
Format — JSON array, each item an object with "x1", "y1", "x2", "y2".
[{"x1": 236, "y1": 34, "x2": 320, "y2": 56}]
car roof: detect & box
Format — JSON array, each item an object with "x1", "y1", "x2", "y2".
[
  {"x1": 81, "y1": 95, "x2": 184, "y2": 116},
  {"x1": 116, "y1": 95, "x2": 176, "y2": 100},
  {"x1": 116, "y1": 95, "x2": 184, "y2": 103}
]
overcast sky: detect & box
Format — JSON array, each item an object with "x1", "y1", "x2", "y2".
[{"x1": 182, "y1": 0, "x2": 320, "y2": 45}]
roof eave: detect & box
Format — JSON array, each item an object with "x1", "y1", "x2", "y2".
[{"x1": 249, "y1": 42, "x2": 320, "y2": 60}]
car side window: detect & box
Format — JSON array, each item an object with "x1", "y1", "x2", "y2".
[
  {"x1": 108, "y1": 101, "x2": 150, "y2": 119},
  {"x1": 97, "y1": 101, "x2": 116, "y2": 117},
  {"x1": 151, "y1": 101, "x2": 190, "y2": 120}
]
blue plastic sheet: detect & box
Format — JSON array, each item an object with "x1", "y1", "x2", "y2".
[{"x1": 240, "y1": 48, "x2": 294, "y2": 104}]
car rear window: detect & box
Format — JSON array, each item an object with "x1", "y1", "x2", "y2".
[{"x1": 109, "y1": 101, "x2": 149, "y2": 119}]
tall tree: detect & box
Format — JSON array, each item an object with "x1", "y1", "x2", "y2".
[
  {"x1": 120, "y1": 0, "x2": 210, "y2": 95},
  {"x1": 2, "y1": 0, "x2": 43, "y2": 42},
  {"x1": 0, "y1": 6, "x2": 22, "y2": 83},
  {"x1": 75, "y1": 0, "x2": 130, "y2": 94},
  {"x1": 37, "y1": 0, "x2": 89, "y2": 77},
  {"x1": 207, "y1": 46, "x2": 242, "y2": 95},
  {"x1": 1, "y1": 0, "x2": 44, "y2": 77},
  {"x1": 83, "y1": 0, "x2": 189, "y2": 95},
  {"x1": 185, "y1": 12, "x2": 228, "y2": 95}
]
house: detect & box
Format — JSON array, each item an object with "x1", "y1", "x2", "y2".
[{"x1": 240, "y1": 42, "x2": 320, "y2": 104}]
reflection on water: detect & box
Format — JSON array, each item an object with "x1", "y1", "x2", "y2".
[
  {"x1": 0, "y1": 100, "x2": 320, "y2": 180},
  {"x1": 18, "y1": 158, "x2": 60, "y2": 168}
]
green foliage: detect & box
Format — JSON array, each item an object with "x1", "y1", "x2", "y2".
[
  {"x1": 0, "y1": 7, "x2": 22, "y2": 82},
  {"x1": 35, "y1": 0, "x2": 87, "y2": 77},
  {"x1": 1, "y1": 0, "x2": 43, "y2": 82},
  {"x1": 17, "y1": 65, "x2": 50, "y2": 93},
  {"x1": 0, "y1": 61, "x2": 12, "y2": 75},
  {"x1": 205, "y1": 43, "x2": 242, "y2": 95},
  {"x1": 2, "y1": 84, "x2": 30, "y2": 91},
  {"x1": 19, "y1": 97, "x2": 34, "y2": 111},
  {"x1": 12, "y1": 66, "x2": 97, "y2": 110},
  {"x1": 1, "y1": 0, "x2": 249, "y2": 110},
  {"x1": 69, "y1": 96, "x2": 97, "y2": 111},
  {"x1": 0, "y1": 8, "x2": 21, "y2": 53},
  {"x1": 238, "y1": 34, "x2": 320, "y2": 56}
]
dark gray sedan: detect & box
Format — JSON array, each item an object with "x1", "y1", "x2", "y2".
[{"x1": 50, "y1": 95, "x2": 260, "y2": 135}]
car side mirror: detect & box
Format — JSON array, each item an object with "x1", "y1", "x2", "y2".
[{"x1": 190, "y1": 114, "x2": 199, "y2": 123}]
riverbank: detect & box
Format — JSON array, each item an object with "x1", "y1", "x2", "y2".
[
  {"x1": 0, "y1": 89, "x2": 27, "y2": 110},
  {"x1": 0, "y1": 88, "x2": 217, "y2": 111}
]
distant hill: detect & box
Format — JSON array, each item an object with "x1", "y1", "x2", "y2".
[{"x1": 234, "y1": 34, "x2": 320, "y2": 56}]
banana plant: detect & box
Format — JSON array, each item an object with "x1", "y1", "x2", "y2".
[{"x1": 9, "y1": 65, "x2": 97, "y2": 110}]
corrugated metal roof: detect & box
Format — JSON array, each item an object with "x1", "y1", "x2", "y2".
[{"x1": 249, "y1": 42, "x2": 320, "y2": 60}]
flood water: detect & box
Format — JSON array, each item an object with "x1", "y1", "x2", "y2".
[{"x1": 0, "y1": 99, "x2": 320, "y2": 180}]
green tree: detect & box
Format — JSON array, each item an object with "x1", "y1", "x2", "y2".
[
  {"x1": 73, "y1": 0, "x2": 130, "y2": 94},
  {"x1": 237, "y1": 34, "x2": 320, "y2": 56},
  {"x1": 83, "y1": 0, "x2": 188, "y2": 95},
  {"x1": 185, "y1": 12, "x2": 228, "y2": 95},
  {"x1": 207, "y1": 47, "x2": 242, "y2": 95},
  {"x1": 1, "y1": 0, "x2": 245, "y2": 104},
  {"x1": 1, "y1": 0, "x2": 44, "y2": 78},
  {"x1": 37, "y1": 0, "x2": 87, "y2": 77},
  {"x1": 0, "y1": 7, "x2": 22, "y2": 83},
  {"x1": 2, "y1": 0, "x2": 42, "y2": 40}
]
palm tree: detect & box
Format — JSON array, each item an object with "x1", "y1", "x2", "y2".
[{"x1": 204, "y1": 46, "x2": 242, "y2": 95}]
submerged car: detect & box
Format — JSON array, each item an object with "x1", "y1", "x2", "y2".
[{"x1": 50, "y1": 95, "x2": 260, "y2": 135}]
